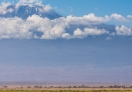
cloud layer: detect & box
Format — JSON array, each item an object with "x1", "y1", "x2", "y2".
[
  {"x1": 115, "y1": 25, "x2": 132, "y2": 36},
  {"x1": 0, "y1": 1, "x2": 132, "y2": 39},
  {"x1": 0, "y1": 14, "x2": 110, "y2": 39},
  {"x1": 0, "y1": 2, "x2": 13, "y2": 14}
]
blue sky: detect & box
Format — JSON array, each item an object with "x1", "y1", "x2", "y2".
[
  {"x1": 2, "y1": 0, "x2": 132, "y2": 27},
  {"x1": 0, "y1": 0, "x2": 132, "y2": 84},
  {"x1": 43, "y1": 0, "x2": 132, "y2": 26},
  {"x1": 1, "y1": 0, "x2": 132, "y2": 16},
  {"x1": 42, "y1": 0, "x2": 132, "y2": 17}
]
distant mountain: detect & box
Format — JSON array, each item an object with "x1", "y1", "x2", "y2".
[
  {"x1": 0, "y1": 5, "x2": 62, "y2": 19},
  {"x1": 0, "y1": 4, "x2": 118, "y2": 39}
]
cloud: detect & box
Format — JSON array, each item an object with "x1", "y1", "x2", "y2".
[
  {"x1": 0, "y1": 15, "x2": 68, "y2": 39},
  {"x1": 106, "y1": 36, "x2": 112, "y2": 40},
  {"x1": 27, "y1": 15, "x2": 68, "y2": 39},
  {"x1": 0, "y1": 14, "x2": 110, "y2": 39},
  {"x1": 110, "y1": 13, "x2": 128, "y2": 22},
  {"x1": 15, "y1": 0, "x2": 52, "y2": 12},
  {"x1": 0, "y1": 0, "x2": 132, "y2": 39},
  {"x1": 127, "y1": 15, "x2": 132, "y2": 21},
  {"x1": 73, "y1": 28, "x2": 108, "y2": 38},
  {"x1": 18, "y1": 0, "x2": 42, "y2": 5},
  {"x1": 0, "y1": 17, "x2": 32, "y2": 39},
  {"x1": 0, "y1": 13, "x2": 131, "y2": 39},
  {"x1": 66, "y1": 13, "x2": 110, "y2": 25},
  {"x1": 61, "y1": 33, "x2": 72, "y2": 39},
  {"x1": 115, "y1": 25, "x2": 132, "y2": 36},
  {"x1": 0, "y1": 2, "x2": 14, "y2": 14},
  {"x1": 127, "y1": 15, "x2": 132, "y2": 18},
  {"x1": 0, "y1": 0, "x2": 52, "y2": 15},
  {"x1": 54, "y1": 7, "x2": 63, "y2": 13},
  {"x1": 61, "y1": 27, "x2": 109, "y2": 39},
  {"x1": 43, "y1": 4, "x2": 52, "y2": 12}
]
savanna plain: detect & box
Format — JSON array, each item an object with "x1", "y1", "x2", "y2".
[{"x1": 0, "y1": 89, "x2": 132, "y2": 92}]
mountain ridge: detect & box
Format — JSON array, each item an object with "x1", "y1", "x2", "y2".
[{"x1": 0, "y1": 4, "x2": 62, "y2": 19}]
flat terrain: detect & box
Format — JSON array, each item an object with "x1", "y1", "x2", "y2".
[
  {"x1": 0, "y1": 90, "x2": 132, "y2": 92},
  {"x1": 0, "y1": 89, "x2": 132, "y2": 92}
]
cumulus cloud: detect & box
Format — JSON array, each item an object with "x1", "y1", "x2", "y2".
[
  {"x1": 115, "y1": 25, "x2": 132, "y2": 36},
  {"x1": 0, "y1": 15, "x2": 67, "y2": 39},
  {"x1": 66, "y1": 13, "x2": 110, "y2": 25},
  {"x1": 0, "y1": 17, "x2": 32, "y2": 39},
  {"x1": 0, "y1": 14, "x2": 110, "y2": 39},
  {"x1": 73, "y1": 28, "x2": 108, "y2": 38},
  {"x1": 61, "y1": 33, "x2": 72, "y2": 39},
  {"x1": 110, "y1": 13, "x2": 128, "y2": 22},
  {"x1": 0, "y1": 2, "x2": 14, "y2": 14},
  {"x1": 42, "y1": 4, "x2": 52, "y2": 12},
  {"x1": 61, "y1": 27, "x2": 109, "y2": 39},
  {"x1": 0, "y1": 13, "x2": 131, "y2": 39},
  {"x1": 27, "y1": 15, "x2": 68, "y2": 39}
]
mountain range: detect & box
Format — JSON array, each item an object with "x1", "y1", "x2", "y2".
[
  {"x1": 0, "y1": 4, "x2": 61, "y2": 19},
  {"x1": 0, "y1": 4, "x2": 124, "y2": 39}
]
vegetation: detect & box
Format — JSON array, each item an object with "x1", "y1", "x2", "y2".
[
  {"x1": 0, "y1": 90, "x2": 132, "y2": 92},
  {"x1": 0, "y1": 85, "x2": 132, "y2": 92}
]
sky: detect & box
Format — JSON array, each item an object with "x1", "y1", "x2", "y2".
[
  {"x1": 43, "y1": 0, "x2": 132, "y2": 27},
  {"x1": 0, "y1": 0, "x2": 132, "y2": 85},
  {"x1": 2, "y1": 0, "x2": 132, "y2": 16},
  {"x1": 43, "y1": 0, "x2": 132, "y2": 17}
]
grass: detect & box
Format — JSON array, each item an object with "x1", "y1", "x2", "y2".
[{"x1": 0, "y1": 90, "x2": 132, "y2": 92}]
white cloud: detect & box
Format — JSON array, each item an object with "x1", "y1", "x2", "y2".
[
  {"x1": 0, "y1": 2, "x2": 14, "y2": 14},
  {"x1": 33, "y1": 4, "x2": 52, "y2": 13},
  {"x1": 83, "y1": 13, "x2": 110, "y2": 23},
  {"x1": 127, "y1": 15, "x2": 132, "y2": 18},
  {"x1": 54, "y1": 7, "x2": 63, "y2": 13},
  {"x1": 61, "y1": 33, "x2": 72, "y2": 39},
  {"x1": 0, "y1": 17, "x2": 32, "y2": 39},
  {"x1": 27, "y1": 15, "x2": 68, "y2": 39},
  {"x1": 106, "y1": 36, "x2": 112, "y2": 40},
  {"x1": 66, "y1": 13, "x2": 110, "y2": 25},
  {"x1": 110, "y1": 13, "x2": 128, "y2": 22},
  {"x1": 73, "y1": 28, "x2": 83, "y2": 38},
  {"x1": 0, "y1": 14, "x2": 110, "y2": 39},
  {"x1": 0, "y1": 0, "x2": 52, "y2": 15},
  {"x1": 0, "y1": 13, "x2": 132, "y2": 39},
  {"x1": 73, "y1": 28, "x2": 109, "y2": 38},
  {"x1": 115, "y1": 25, "x2": 132, "y2": 36},
  {"x1": 109, "y1": 32, "x2": 116, "y2": 36},
  {"x1": 15, "y1": 0, "x2": 52, "y2": 12},
  {"x1": 43, "y1": 4, "x2": 52, "y2": 12},
  {"x1": 127, "y1": 15, "x2": 132, "y2": 22},
  {"x1": 0, "y1": 0, "x2": 132, "y2": 39},
  {"x1": 18, "y1": 0, "x2": 42, "y2": 5}
]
